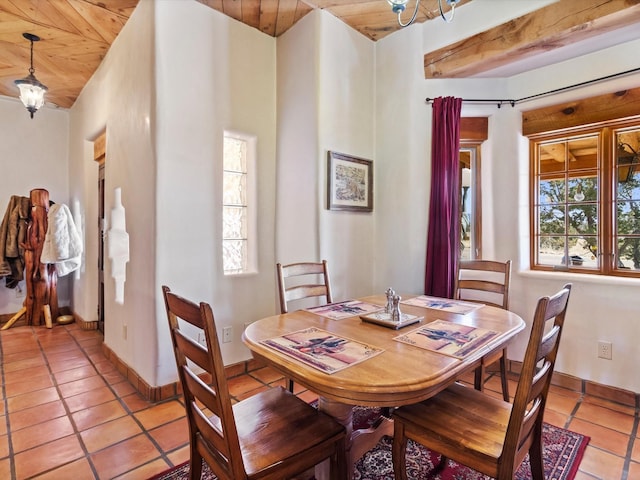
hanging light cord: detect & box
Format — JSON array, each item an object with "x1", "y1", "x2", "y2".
[
  {"x1": 397, "y1": 0, "x2": 420, "y2": 27},
  {"x1": 28, "y1": 38, "x2": 35, "y2": 75},
  {"x1": 439, "y1": 0, "x2": 458, "y2": 23}
]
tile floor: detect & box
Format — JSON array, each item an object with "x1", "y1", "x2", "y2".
[{"x1": 0, "y1": 322, "x2": 638, "y2": 479}]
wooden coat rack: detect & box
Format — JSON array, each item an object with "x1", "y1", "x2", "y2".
[{"x1": 2, "y1": 188, "x2": 58, "y2": 330}]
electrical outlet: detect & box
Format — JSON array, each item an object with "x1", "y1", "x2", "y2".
[
  {"x1": 598, "y1": 341, "x2": 612, "y2": 360},
  {"x1": 122, "y1": 324, "x2": 127, "y2": 340},
  {"x1": 197, "y1": 332, "x2": 206, "y2": 346},
  {"x1": 222, "y1": 326, "x2": 233, "y2": 343}
]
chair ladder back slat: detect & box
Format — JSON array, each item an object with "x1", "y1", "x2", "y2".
[
  {"x1": 185, "y1": 372, "x2": 233, "y2": 457},
  {"x1": 455, "y1": 260, "x2": 511, "y2": 310},
  {"x1": 162, "y1": 286, "x2": 247, "y2": 480},
  {"x1": 503, "y1": 284, "x2": 571, "y2": 471},
  {"x1": 174, "y1": 330, "x2": 211, "y2": 373},
  {"x1": 276, "y1": 260, "x2": 333, "y2": 313}
]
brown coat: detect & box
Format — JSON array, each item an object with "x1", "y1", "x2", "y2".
[{"x1": 0, "y1": 195, "x2": 30, "y2": 288}]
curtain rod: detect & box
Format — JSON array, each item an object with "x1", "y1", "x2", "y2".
[{"x1": 425, "y1": 66, "x2": 640, "y2": 108}]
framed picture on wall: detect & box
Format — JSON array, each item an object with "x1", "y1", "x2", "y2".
[{"x1": 327, "y1": 151, "x2": 373, "y2": 212}]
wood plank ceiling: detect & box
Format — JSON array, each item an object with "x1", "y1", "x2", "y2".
[{"x1": 0, "y1": 0, "x2": 638, "y2": 111}]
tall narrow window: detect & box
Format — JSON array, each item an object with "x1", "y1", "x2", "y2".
[{"x1": 223, "y1": 132, "x2": 256, "y2": 275}]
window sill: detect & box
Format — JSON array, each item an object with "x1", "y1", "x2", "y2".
[{"x1": 519, "y1": 269, "x2": 640, "y2": 287}]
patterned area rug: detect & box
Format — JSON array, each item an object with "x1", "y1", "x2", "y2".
[{"x1": 149, "y1": 407, "x2": 589, "y2": 480}]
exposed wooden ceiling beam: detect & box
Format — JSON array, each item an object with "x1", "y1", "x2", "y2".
[{"x1": 424, "y1": 0, "x2": 640, "y2": 79}]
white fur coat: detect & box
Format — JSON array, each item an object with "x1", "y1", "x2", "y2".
[{"x1": 40, "y1": 203, "x2": 83, "y2": 276}]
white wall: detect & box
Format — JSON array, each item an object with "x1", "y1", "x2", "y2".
[
  {"x1": 154, "y1": 1, "x2": 277, "y2": 383},
  {"x1": 374, "y1": 1, "x2": 640, "y2": 393},
  {"x1": 68, "y1": 0, "x2": 157, "y2": 383},
  {"x1": 0, "y1": 98, "x2": 70, "y2": 315},
  {"x1": 317, "y1": 11, "x2": 376, "y2": 300}
]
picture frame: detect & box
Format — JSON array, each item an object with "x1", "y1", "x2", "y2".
[{"x1": 327, "y1": 151, "x2": 373, "y2": 212}]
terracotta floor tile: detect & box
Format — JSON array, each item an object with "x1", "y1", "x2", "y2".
[
  {"x1": 72, "y1": 399, "x2": 128, "y2": 431},
  {"x1": 6, "y1": 386, "x2": 60, "y2": 413},
  {"x1": 8, "y1": 399, "x2": 67, "y2": 431},
  {"x1": 166, "y1": 444, "x2": 190, "y2": 467},
  {"x1": 1, "y1": 325, "x2": 637, "y2": 480},
  {"x1": 226, "y1": 374, "x2": 264, "y2": 396},
  {"x1": 89, "y1": 433, "x2": 161, "y2": 479},
  {"x1": 0, "y1": 433, "x2": 9, "y2": 459},
  {"x1": 3, "y1": 364, "x2": 50, "y2": 384},
  {"x1": 249, "y1": 366, "x2": 285, "y2": 384},
  {"x1": 101, "y1": 370, "x2": 128, "y2": 385},
  {"x1": 58, "y1": 375, "x2": 107, "y2": 398},
  {"x1": 14, "y1": 434, "x2": 84, "y2": 479},
  {"x1": 53, "y1": 365, "x2": 99, "y2": 385},
  {"x1": 543, "y1": 407, "x2": 569, "y2": 429},
  {"x1": 113, "y1": 457, "x2": 171, "y2": 480},
  {"x1": 632, "y1": 437, "x2": 640, "y2": 462},
  {"x1": 134, "y1": 400, "x2": 185, "y2": 430},
  {"x1": 48, "y1": 356, "x2": 93, "y2": 374},
  {"x1": 64, "y1": 385, "x2": 117, "y2": 412},
  {"x1": 80, "y1": 415, "x2": 143, "y2": 453},
  {"x1": 94, "y1": 360, "x2": 119, "y2": 375},
  {"x1": 149, "y1": 417, "x2": 189, "y2": 452},
  {"x1": 0, "y1": 457, "x2": 11, "y2": 480},
  {"x1": 121, "y1": 392, "x2": 153, "y2": 413},
  {"x1": 111, "y1": 379, "x2": 137, "y2": 397},
  {"x1": 627, "y1": 461, "x2": 640, "y2": 480},
  {"x1": 567, "y1": 418, "x2": 630, "y2": 457},
  {"x1": 3, "y1": 355, "x2": 47, "y2": 373},
  {"x1": 574, "y1": 402, "x2": 635, "y2": 434},
  {"x1": 4, "y1": 373, "x2": 54, "y2": 398},
  {"x1": 578, "y1": 445, "x2": 624, "y2": 479},
  {"x1": 546, "y1": 389, "x2": 581, "y2": 416},
  {"x1": 31, "y1": 457, "x2": 96, "y2": 480},
  {"x1": 11, "y1": 416, "x2": 76, "y2": 453},
  {"x1": 235, "y1": 384, "x2": 272, "y2": 401}
]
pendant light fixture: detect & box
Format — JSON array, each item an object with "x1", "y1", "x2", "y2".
[
  {"x1": 387, "y1": 0, "x2": 460, "y2": 28},
  {"x1": 14, "y1": 33, "x2": 48, "y2": 119}
]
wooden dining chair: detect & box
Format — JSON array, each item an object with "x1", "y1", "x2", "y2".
[
  {"x1": 162, "y1": 285, "x2": 347, "y2": 480},
  {"x1": 455, "y1": 259, "x2": 512, "y2": 401},
  {"x1": 277, "y1": 260, "x2": 333, "y2": 313},
  {"x1": 392, "y1": 283, "x2": 572, "y2": 480}
]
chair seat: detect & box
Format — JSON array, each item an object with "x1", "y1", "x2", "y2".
[
  {"x1": 234, "y1": 387, "x2": 346, "y2": 478},
  {"x1": 393, "y1": 382, "x2": 511, "y2": 475}
]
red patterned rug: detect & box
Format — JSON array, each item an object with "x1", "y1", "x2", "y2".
[{"x1": 150, "y1": 406, "x2": 589, "y2": 480}]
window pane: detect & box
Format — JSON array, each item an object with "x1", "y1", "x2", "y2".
[
  {"x1": 568, "y1": 204, "x2": 598, "y2": 235},
  {"x1": 616, "y1": 201, "x2": 640, "y2": 235},
  {"x1": 617, "y1": 237, "x2": 640, "y2": 270},
  {"x1": 539, "y1": 205, "x2": 565, "y2": 234},
  {"x1": 537, "y1": 236, "x2": 566, "y2": 266},
  {"x1": 223, "y1": 171, "x2": 246, "y2": 205},
  {"x1": 568, "y1": 175, "x2": 597, "y2": 203},
  {"x1": 539, "y1": 178, "x2": 565, "y2": 204},
  {"x1": 222, "y1": 206, "x2": 247, "y2": 239},
  {"x1": 223, "y1": 137, "x2": 247, "y2": 172},
  {"x1": 223, "y1": 240, "x2": 247, "y2": 273},
  {"x1": 568, "y1": 236, "x2": 598, "y2": 268},
  {"x1": 539, "y1": 143, "x2": 565, "y2": 174},
  {"x1": 568, "y1": 136, "x2": 598, "y2": 171}
]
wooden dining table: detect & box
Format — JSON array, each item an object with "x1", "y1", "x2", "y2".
[{"x1": 242, "y1": 294, "x2": 525, "y2": 480}]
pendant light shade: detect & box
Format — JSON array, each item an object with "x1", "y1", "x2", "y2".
[{"x1": 14, "y1": 33, "x2": 47, "y2": 119}]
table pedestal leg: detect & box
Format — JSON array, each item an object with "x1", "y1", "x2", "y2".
[{"x1": 315, "y1": 397, "x2": 394, "y2": 480}]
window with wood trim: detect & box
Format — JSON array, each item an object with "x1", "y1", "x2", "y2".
[{"x1": 530, "y1": 119, "x2": 640, "y2": 276}]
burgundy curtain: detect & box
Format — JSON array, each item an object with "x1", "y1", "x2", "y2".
[{"x1": 424, "y1": 97, "x2": 462, "y2": 298}]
